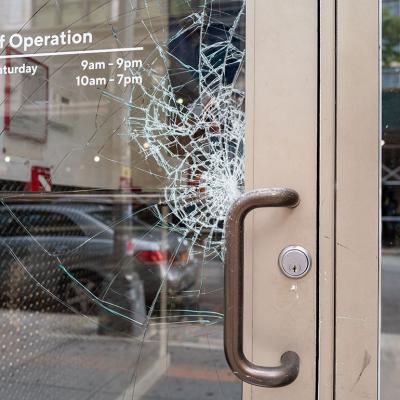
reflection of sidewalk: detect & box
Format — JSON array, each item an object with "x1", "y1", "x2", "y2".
[
  {"x1": 382, "y1": 247, "x2": 400, "y2": 256},
  {"x1": 0, "y1": 254, "x2": 231, "y2": 400},
  {"x1": 381, "y1": 334, "x2": 400, "y2": 400},
  {"x1": 0, "y1": 310, "x2": 238, "y2": 400},
  {"x1": 139, "y1": 319, "x2": 240, "y2": 400},
  {"x1": 165, "y1": 323, "x2": 223, "y2": 349},
  {"x1": 142, "y1": 345, "x2": 240, "y2": 400},
  {"x1": 0, "y1": 311, "x2": 164, "y2": 400},
  {"x1": 382, "y1": 256, "x2": 400, "y2": 399}
]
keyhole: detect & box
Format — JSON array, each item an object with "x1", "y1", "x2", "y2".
[{"x1": 279, "y1": 246, "x2": 311, "y2": 279}]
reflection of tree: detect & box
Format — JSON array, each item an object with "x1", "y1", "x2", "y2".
[{"x1": 383, "y1": 7, "x2": 400, "y2": 67}]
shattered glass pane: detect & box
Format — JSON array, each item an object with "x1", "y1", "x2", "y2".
[{"x1": 0, "y1": 1, "x2": 245, "y2": 399}]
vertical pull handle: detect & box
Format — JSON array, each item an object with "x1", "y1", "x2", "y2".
[{"x1": 224, "y1": 188, "x2": 300, "y2": 387}]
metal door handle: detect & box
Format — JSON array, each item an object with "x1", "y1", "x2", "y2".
[{"x1": 224, "y1": 188, "x2": 300, "y2": 387}]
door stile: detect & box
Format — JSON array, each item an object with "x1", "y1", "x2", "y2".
[
  {"x1": 319, "y1": 0, "x2": 336, "y2": 398},
  {"x1": 335, "y1": 1, "x2": 380, "y2": 399}
]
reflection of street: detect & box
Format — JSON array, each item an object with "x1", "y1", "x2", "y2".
[
  {"x1": 381, "y1": 254, "x2": 400, "y2": 400},
  {"x1": 0, "y1": 258, "x2": 241, "y2": 400}
]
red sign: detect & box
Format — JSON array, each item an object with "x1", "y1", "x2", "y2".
[{"x1": 30, "y1": 166, "x2": 51, "y2": 192}]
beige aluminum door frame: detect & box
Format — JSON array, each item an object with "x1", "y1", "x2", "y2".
[
  {"x1": 333, "y1": 0, "x2": 380, "y2": 399},
  {"x1": 318, "y1": 0, "x2": 380, "y2": 399},
  {"x1": 319, "y1": 0, "x2": 380, "y2": 398},
  {"x1": 243, "y1": 1, "x2": 318, "y2": 399},
  {"x1": 243, "y1": 1, "x2": 379, "y2": 399}
]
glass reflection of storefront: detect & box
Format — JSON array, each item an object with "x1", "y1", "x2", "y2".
[
  {"x1": 0, "y1": 1, "x2": 245, "y2": 399},
  {"x1": 383, "y1": 0, "x2": 400, "y2": 247},
  {"x1": 382, "y1": 2, "x2": 400, "y2": 400}
]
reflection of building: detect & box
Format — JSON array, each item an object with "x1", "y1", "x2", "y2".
[
  {"x1": 384, "y1": 0, "x2": 400, "y2": 16},
  {"x1": 0, "y1": 1, "x2": 115, "y2": 30},
  {"x1": 383, "y1": 0, "x2": 400, "y2": 88},
  {"x1": 0, "y1": 0, "x2": 245, "y2": 196},
  {"x1": 383, "y1": 0, "x2": 400, "y2": 246},
  {"x1": 0, "y1": 0, "x2": 170, "y2": 192}
]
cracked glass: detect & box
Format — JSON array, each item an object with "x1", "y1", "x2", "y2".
[{"x1": 0, "y1": 1, "x2": 245, "y2": 399}]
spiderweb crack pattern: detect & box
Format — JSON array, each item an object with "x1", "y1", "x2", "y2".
[{"x1": 106, "y1": 0, "x2": 246, "y2": 259}]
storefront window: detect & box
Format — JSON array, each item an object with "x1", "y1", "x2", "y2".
[{"x1": 0, "y1": 1, "x2": 245, "y2": 399}]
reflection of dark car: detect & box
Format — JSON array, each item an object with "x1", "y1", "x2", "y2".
[{"x1": 0, "y1": 202, "x2": 199, "y2": 317}]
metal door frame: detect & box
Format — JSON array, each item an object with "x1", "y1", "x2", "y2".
[
  {"x1": 244, "y1": 1, "x2": 380, "y2": 399},
  {"x1": 332, "y1": 1, "x2": 380, "y2": 399}
]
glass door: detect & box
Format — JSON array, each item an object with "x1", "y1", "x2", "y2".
[
  {"x1": 0, "y1": 0, "x2": 323, "y2": 399},
  {"x1": 0, "y1": 1, "x2": 246, "y2": 399},
  {"x1": 382, "y1": 1, "x2": 400, "y2": 399}
]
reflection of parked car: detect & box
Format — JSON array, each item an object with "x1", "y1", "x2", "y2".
[
  {"x1": 0, "y1": 202, "x2": 199, "y2": 315},
  {"x1": 87, "y1": 204, "x2": 200, "y2": 306}
]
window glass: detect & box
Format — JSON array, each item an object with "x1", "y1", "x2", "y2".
[
  {"x1": 382, "y1": 1, "x2": 400, "y2": 399},
  {"x1": 0, "y1": 1, "x2": 245, "y2": 399},
  {"x1": 0, "y1": 209, "x2": 85, "y2": 236}
]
